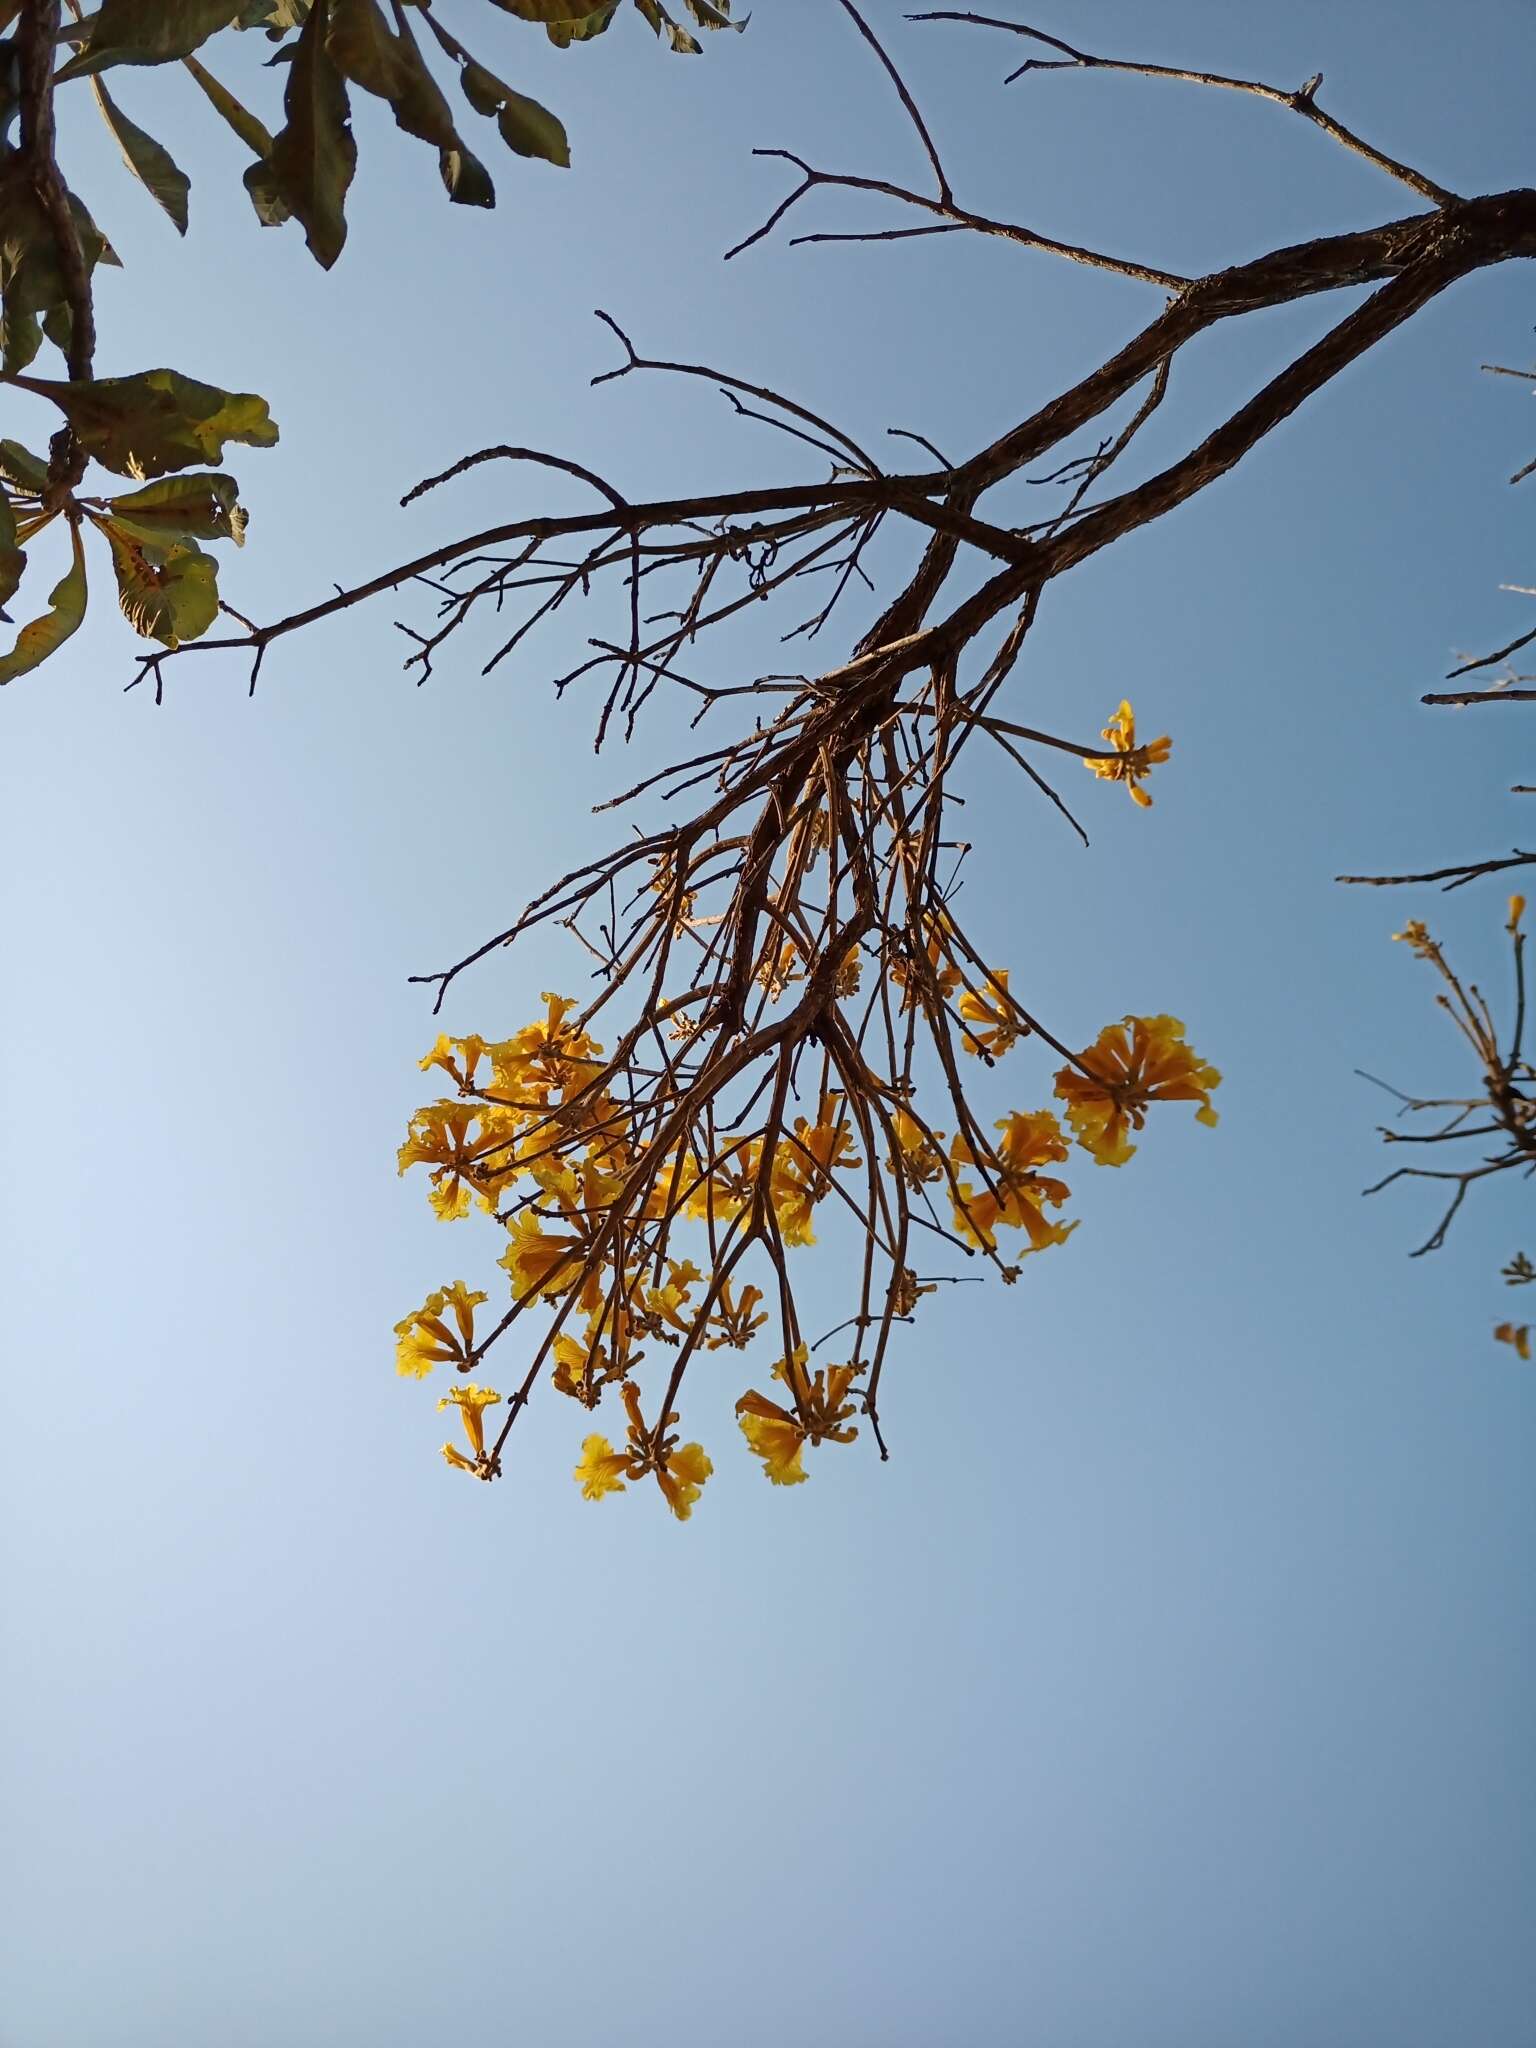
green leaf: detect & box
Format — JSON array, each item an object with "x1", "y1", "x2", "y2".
[
  {"x1": 0, "y1": 489, "x2": 26, "y2": 612},
  {"x1": 0, "y1": 522, "x2": 86, "y2": 684},
  {"x1": 247, "y1": 0, "x2": 356, "y2": 266},
  {"x1": 543, "y1": 4, "x2": 619, "y2": 46},
  {"x1": 91, "y1": 79, "x2": 192, "y2": 233},
  {"x1": 0, "y1": 159, "x2": 121, "y2": 374},
  {"x1": 0, "y1": 440, "x2": 50, "y2": 494},
  {"x1": 181, "y1": 52, "x2": 280, "y2": 161},
  {"x1": 438, "y1": 145, "x2": 496, "y2": 209},
  {"x1": 57, "y1": 0, "x2": 243, "y2": 79},
  {"x1": 496, "y1": 90, "x2": 570, "y2": 166},
  {"x1": 15, "y1": 369, "x2": 279, "y2": 480},
  {"x1": 93, "y1": 516, "x2": 221, "y2": 646},
  {"x1": 485, "y1": 0, "x2": 610, "y2": 19},
  {"x1": 633, "y1": 0, "x2": 702, "y2": 53},
  {"x1": 105, "y1": 472, "x2": 247, "y2": 546},
  {"x1": 683, "y1": 0, "x2": 741, "y2": 28},
  {"x1": 326, "y1": 0, "x2": 458, "y2": 149},
  {"x1": 455, "y1": 60, "x2": 569, "y2": 168}
]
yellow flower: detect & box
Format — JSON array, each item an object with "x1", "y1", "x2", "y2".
[
  {"x1": 655, "y1": 1440, "x2": 713, "y2": 1522},
  {"x1": 573, "y1": 1383, "x2": 712, "y2": 1520},
  {"x1": 705, "y1": 1278, "x2": 768, "y2": 1351},
  {"x1": 551, "y1": 1316, "x2": 637, "y2": 1404},
  {"x1": 1392, "y1": 919, "x2": 1437, "y2": 960},
  {"x1": 394, "y1": 1280, "x2": 488, "y2": 1379},
  {"x1": 737, "y1": 1406, "x2": 809, "y2": 1485},
  {"x1": 397, "y1": 1101, "x2": 520, "y2": 1218},
  {"x1": 574, "y1": 1433, "x2": 631, "y2": 1500},
  {"x1": 891, "y1": 1106, "x2": 946, "y2": 1186},
  {"x1": 951, "y1": 1110, "x2": 1076, "y2": 1253},
  {"x1": 1085, "y1": 699, "x2": 1171, "y2": 807},
  {"x1": 1054, "y1": 1014, "x2": 1220, "y2": 1167},
  {"x1": 1509, "y1": 894, "x2": 1526, "y2": 934},
  {"x1": 1494, "y1": 1322, "x2": 1532, "y2": 1361},
  {"x1": 437, "y1": 1383, "x2": 502, "y2": 1471},
  {"x1": 638, "y1": 1258, "x2": 704, "y2": 1343},
  {"x1": 958, "y1": 969, "x2": 1022, "y2": 1058},
  {"x1": 736, "y1": 1357, "x2": 859, "y2": 1485},
  {"x1": 890, "y1": 920, "x2": 962, "y2": 1012},
  {"x1": 489, "y1": 992, "x2": 603, "y2": 1108},
  {"x1": 772, "y1": 1096, "x2": 861, "y2": 1247},
  {"x1": 417, "y1": 1033, "x2": 488, "y2": 1093}
]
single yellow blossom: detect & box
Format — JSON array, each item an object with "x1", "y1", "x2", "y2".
[
  {"x1": 1494, "y1": 1322, "x2": 1532, "y2": 1361},
  {"x1": 958, "y1": 969, "x2": 1022, "y2": 1058},
  {"x1": 1085, "y1": 699, "x2": 1171, "y2": 807},
  {"x1": 574, "y1": 1433, "x2": 630, "y2": 1500},
  {"x1": 1509, "y1": 894, "x2": 1526, "y2": 934},
  {"x1": 437, "y1": 1382, "x2": 502, "y2": 1467},
  {"x1": 1054, "y1": 1014, "x2": 1220, "y2": 1167}
]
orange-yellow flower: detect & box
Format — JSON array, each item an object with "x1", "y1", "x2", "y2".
[
  {"x1": 1494, "y1": 1322, "x2": 1532, "y2": 1361},
  {"x1": 736, "y1": 1354, "x2": 860, "y2": 1485},
  {"x1": 958, "y1": 969, "x2": 1022, "y2": 1058},
  {"x1": 1085, "y1": 699, "x2": 1170, "y2": 807},
  {"x1": 772, "y1": 1096, "x2": 861, "y2": 1247},
  {"x1": 572, "y1": 1382, "x2": 712, "y2": 1520},
  {"x1": 951, "y1": 1110, "x2": 1076, "y2": 1253},
  {"x1": 1509, "y1": 894, "x2": 1526, "y2": 934},
  {"x1": 398, "y1": 1101, "x2": 520, "y2": 1218},
  {"x1": 1054, "y1": 1014, "x2": 1220, "y2": 1167},
  {"x1": 437, "y1": 1383, "x2": 502, "y2": 1476},
  {"x1": 394, "y1": 1280, "x2": 487, "y2": 1379}
]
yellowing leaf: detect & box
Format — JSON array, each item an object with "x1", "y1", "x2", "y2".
[
  {"x1": 0, "y1": 523, "x2": 86, "y2": 684},
  {"x1": 17, "y1": 369, "x2": 278, "y2": 481},
  {"x1": 92, "y1": 517, "x2": 221, "y2": 647},
  {"x1": 104, "y1": 472, "x2": 247, "y2": 546}
]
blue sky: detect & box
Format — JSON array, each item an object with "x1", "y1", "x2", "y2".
[{"x1": 3, "y1": 4, "x2": 1534, "y2": 2043}]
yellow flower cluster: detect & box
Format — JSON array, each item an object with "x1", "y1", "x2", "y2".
[
  {"x1": 1085, "y1": 700, "x2": 1172, "y2": 808},
  {"x1": 396, "y1": 974, "x2": 1219, "y2": 1513}
]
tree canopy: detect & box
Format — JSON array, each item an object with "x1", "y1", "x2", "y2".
[{"x1": 5, "y1": 1, "x2": 1533, "y2": 1511}]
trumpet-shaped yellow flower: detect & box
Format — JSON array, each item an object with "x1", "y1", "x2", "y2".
[
  {"x1": 1494, "y1": 1321, "x2": 1532, "y2": 1361},
  {"x1": 573, "y1": 1382, "x2": 712, "y2": 1520},
  {"x1": 574, "y1": 1433, "x2": 631, "y2": 1500},
  {"x1": 891, "y1": 1106, "x2": 946, "y2": 1186},
  {"x1": 1054, "y1": 1014, "x2": 1221, "y2": 1167},
  {"x1": 706, "y1": 1278, "x2": 768, "y2": 1351},
  {"x1": 1509, "y1": 894, "x2": 1526, "y2": 934},
  {"x1": 437, "y1": 1382, "x2": 502, "y2": 1467},
  {"x1": 1085, "y1": 699, "x2": 1171, "y2": 807},
  {"x1": 398, "y1": 1101, "x2": 520, "y2": 1218},
  {"x1": 418, "y1": 1033, "x2": 488, "y2": 1094},
  {"x1": 891, "y1": 921, "x2": 963, "y2": 1012},
  {"x1": 951, "y1": 1111, "x2": 1076, "y2": 1253},
  {"x1": 736, "y1": 1357, "x2": 860, "y2": 1486},
  {"x1": 958, "y1": 970, "x2": 1022, "y2": 1058},
  {"x1": 489, "y1": 992, "x2": 603, "y2": 1109},
  {"x1": 772, "y1": 1097, "x2": 861, "y2": 1247},
  {"x1": 394, "y1": 1280, "x2": 488, "y2": 1379}
]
